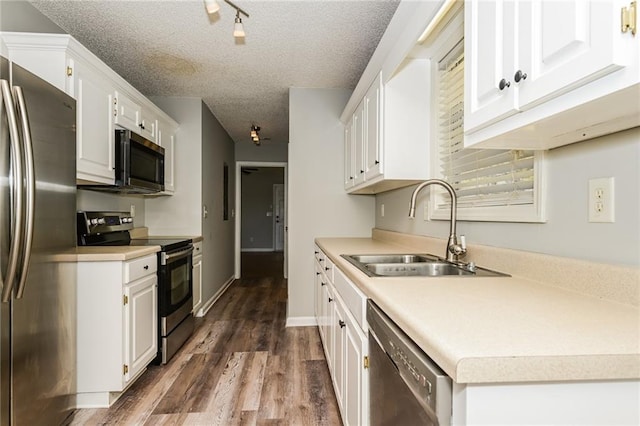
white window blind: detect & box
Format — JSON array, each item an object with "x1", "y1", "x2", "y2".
[{"x1": 434, "y1": 41, "x2": 544, "y2": 222}]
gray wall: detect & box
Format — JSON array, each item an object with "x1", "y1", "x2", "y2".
[
  {"x1": 77, "y1": 190, "x2": 146, "y2": 228},
  {"x1": 241, "y1": 168, "x2": 284, "y2": 250},
  {"x1": 201, "y1": 100, "x2": 236, "y2": 302},
  {"x1": 0, "y1": 1, "x2": 64, "y2": 33},
  {"x1": 288, "y1": 88, "x2": 375, "y2": 322},
  {"x1": 376, "y1": 127, "x2": 640, "y2": 267},
  {"x1": 145, "y1": 97, "x2": 203, "y2": 236},
  {"x1": 235, "y1": 140, "x2": 288, "y2": 162},
  {"x1": 146, "y1": 97, "x2": 236, "y2": 305}
]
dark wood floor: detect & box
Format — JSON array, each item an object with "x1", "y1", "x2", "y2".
[{"x1": 67, "y1": 252, "x2": 341, "y2": 425}]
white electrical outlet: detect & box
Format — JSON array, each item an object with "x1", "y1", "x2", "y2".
[
  {"x1": 588, "y1": 177, "x2": 615, "y2": 223},
  {"x1": 381, "y1": 204, "x2": 385, "y2": 217}
]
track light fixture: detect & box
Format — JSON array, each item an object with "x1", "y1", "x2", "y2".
[
  {"x1": 250, "y1": 125, "x2": 261, "y2": 145},
  {"x1": 204, "y1": 0, "x2": 250, "y2": 38}
]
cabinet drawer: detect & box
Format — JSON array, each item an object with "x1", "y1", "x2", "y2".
[
  {"x1": 124, "y1": 254, "x2": 157, "y2": 283},
  {"x1": 193, "y1": 241, "x2": 203, "y2": 258},
  {"x1": 334, "y1": 268, "x2": 367, "y2": 332}
]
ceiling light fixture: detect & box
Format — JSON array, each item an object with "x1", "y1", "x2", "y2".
[
  {"x1": 233, "y1": 10, "x2": 245, "y2": 38},
  {"x1": 205, "y1": 0, "x2": 250, "y2": 38},
  {"x1": 204, "y1": 0, "x2": 220, "y2": 14},
  {"x1": 250, "y1": 125, "x2": 261, "y2": 145}
]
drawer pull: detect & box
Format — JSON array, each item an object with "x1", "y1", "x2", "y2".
[
  {"x1": 339, "y1": 320, "x2": 345, "y2": 328},
  {"x1": 144, "y1": 265, "x2": 149, "y2": 270}
]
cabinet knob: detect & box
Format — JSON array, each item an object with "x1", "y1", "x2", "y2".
[
  {"x1": 144, "y1": 265, "x2": 149, "y2": 270},
  {"x1": 360, "y1": 170, "x2": 364, "y2": 174},
  {"x1": 328, "y1": 297, "x2": 333, "y2": 303},
  {"x1": 325, "y1": 266, "x2": 330, "y2": 271},
  {"x1": 498, "y1": 78, "x2": 511, "y2": 90},
  {"x1": 316, "y1": 272, "x2": 320, "y2": 276},
  {"x1": 339, "y1": 320, "x2": 346, "y2": 328},
  {"x1": 321, "y1": 282, "x2": 326, "y2": 286},
  {"x1": 514, "y1": 70, "x2": 528, "y2": 83},
  {"x1": 349, "y1": 176, "x2": 354, "y2": 180},
  {"x1": 375, "y1": 160, "x2": 380, "y2": 165}
]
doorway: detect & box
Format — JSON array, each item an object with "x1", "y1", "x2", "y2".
[{"x1": 235, "y1": 161, "x2": 287, "y2": 279}]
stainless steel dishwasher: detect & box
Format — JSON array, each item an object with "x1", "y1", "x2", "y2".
[{"x1": 367, "y1": 300, "x2": 452, "y2": 426}]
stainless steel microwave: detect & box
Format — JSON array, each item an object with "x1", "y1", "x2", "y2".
[{"x1": 79, "y1": 129, "x2": 165, "y2": 194}]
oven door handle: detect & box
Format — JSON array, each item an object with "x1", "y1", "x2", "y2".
[{"x1": 162, "y1": 246, "x2": 194, "y2": 265}]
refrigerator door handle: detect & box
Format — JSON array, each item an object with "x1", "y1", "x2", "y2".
[
  {"x1": 13, "y1": 86, "x2": 35, "y2": 299},
  {"x1": 0, "y1": 79, "x2": 25, "y2": 303}
]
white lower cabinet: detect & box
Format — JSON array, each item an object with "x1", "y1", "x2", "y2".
[
  {"x1": 192, "y1": 241, "x2": 203, "y2": 316},
  {"x1": 77, "y1": 253, "x2": 158, "y2": 408},
  {"x1": 314, "y1": 246, "x2": 369, "y2": 425}
]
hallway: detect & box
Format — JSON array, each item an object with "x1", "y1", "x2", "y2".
[{"x1": 68, "y1": 252, "x2": 341, "y2": 425}]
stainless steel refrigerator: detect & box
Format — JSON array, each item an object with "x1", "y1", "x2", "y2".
[{"x1": 1, "y1": 57, "x2": 77, "y2": 425}]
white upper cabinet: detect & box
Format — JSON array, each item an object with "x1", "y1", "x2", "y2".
[
  {"x1": 114, "y1": 91, "x2": 157, "y2": 143},
  {"x1": 69, "y1": 55, "x2": 115, "y2": 184},
  {"x1": 465, "y1": 0, "x2": 640, "y2": 150},
  {"x1": 364, "y1": 75, "x2": 382, "y2": 181},
  {"x1": 0, "y1": 32, "x2": 178, "y2": 185},
  {"x1": 344, "y1": 69, "x2": 429, "y2": 195},
  {"x1": 156, "y1": 118, "x2": 177, "y2": 193},
  {"x1": 353, "y1": 100, "x2": 366, "y2": 186}
]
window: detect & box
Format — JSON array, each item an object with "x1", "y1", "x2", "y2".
[{"x1": 431, "y1": 37, "x2": 545, "y2": 223}]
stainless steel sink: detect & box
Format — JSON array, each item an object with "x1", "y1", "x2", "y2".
[
  {"x1": 346, "y1": 254, "x2": 440, "y2": 264},
  {"x1": 341, "y1": 254, "x2": 509, "y2": 278}
]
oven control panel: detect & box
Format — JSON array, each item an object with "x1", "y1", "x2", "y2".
[{"x1": 77, "y1": 211, "x2": 134, "y2": 237}]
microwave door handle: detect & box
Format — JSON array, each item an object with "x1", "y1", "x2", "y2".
[
  {"x1": 13, "y1": 86, "x2": 35, "y2": 299},
  {"x1": 123, "y1": 133, "x2": 131, "y2": 185},
  {"x1": 0, "y1": 80, "x2": 25, "y2": 303}
]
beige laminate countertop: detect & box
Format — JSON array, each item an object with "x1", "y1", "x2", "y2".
[
  {"x1": 75, "y1": 246, "x2": 160, "y2": 261},
  {"x1": 316, "y1": 236, "x2": 640, "y2": 384}
]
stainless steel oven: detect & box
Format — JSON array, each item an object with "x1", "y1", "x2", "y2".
[
  {"x1": 77, "y1": 211, "x2": 195, "y2": 365},
  {"x1": 157, "y1": 242, "x2": 194, "y2": 364},
  {"x1": 367, "y1": 300, "x2": 452, "y2": 426}
]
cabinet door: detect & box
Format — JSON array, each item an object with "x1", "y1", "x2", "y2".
[
  {"x1": 314, "y1": 262, "x2": 323, "y2": 323},
  {"x1": 139, "y1": 111, "x2": 156, "y2": 142},
  {"x1": 114, "y1": 91, "x2": 141, "y2": 133},
  {"x1": 322, "y1": 285, "x2": 334, "y2": 371},
  {"x1": 156, "y1": 119, "x2": 176, "y2": 193},
  {"x1": 353, "y1": 101, "x2": 366, "y2": 186},
  {"x1": 332, "y1": 296, "x2": 345, "y2": 409},
  {"x1": 464, "y1": 0, "x2": 518, "y2": 132},
  {"x1": 365, "y1": 75, "x2": 382, "y2": 180},
  {"x1": 192, "y1": 255, "x2": 202, "y2": 314},
  {"x1": 517, "y1": 0, "x2": 626, "y2": 110},
  {"x1": 344, "y1": 118, "x2": 354, "y2": 189},
  {"x1": 71, "y1": 58, "x2": 115, "y2": 184},
  {"x1": 124, "y1": 274, "x2": 158, "y2": 383},
  {"x1": 344, "y1": 316, "x2": 368, "y2": 426}
]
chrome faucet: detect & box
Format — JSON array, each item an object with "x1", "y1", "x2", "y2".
[{"x1": 408, "y1": 179, "x2": 466, "y2": 263}]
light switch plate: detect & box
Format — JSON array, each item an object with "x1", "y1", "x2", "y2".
[{"x1": 588, "y1": 177, "x2": 615, "y2": 223}]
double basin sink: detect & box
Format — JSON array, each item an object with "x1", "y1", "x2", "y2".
[{"x1": 341, "y1": 253, "x2": 509, "y2": 278}]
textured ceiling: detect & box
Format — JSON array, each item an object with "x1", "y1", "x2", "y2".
[{"x1": 29, "y1": 0, "x2": 400, "y2": 146}]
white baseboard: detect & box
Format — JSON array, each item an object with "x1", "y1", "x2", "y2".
[
  {"x1": 200, "y1": 275, "x2": 235, "y2": 316},
  {"x1": 241, "y1": 248, "x2": 275, "y2": 252},
  {"x1": 285, "y1": 316, "x2": 318, "y2": 327}
]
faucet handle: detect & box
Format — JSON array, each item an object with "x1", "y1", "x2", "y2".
[{"x1": 460, "y1": 235, "x2": 466, "y2": 250}]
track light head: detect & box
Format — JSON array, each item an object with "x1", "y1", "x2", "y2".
[
  {"x1": 204, "y1": 0, "x2": 220, "y2": 14},
  {"x1": 233, "y1": 10, "x2": 245, "y2": 38}
]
